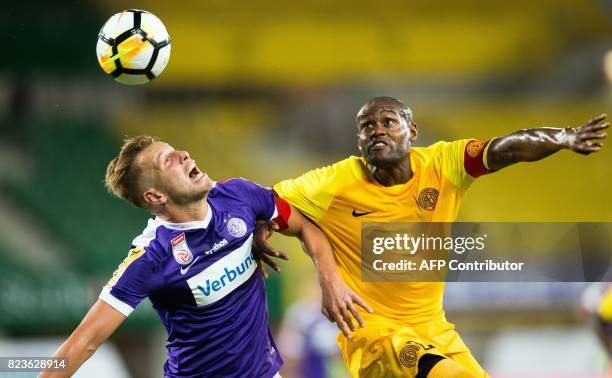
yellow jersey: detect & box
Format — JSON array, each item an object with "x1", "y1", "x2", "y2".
[
  {"x1": 598, "y1": 286, "x2": 612, "y2": 321},
  {"x1": 274, "y1": 139, "x2": 491, "y2": 324}
]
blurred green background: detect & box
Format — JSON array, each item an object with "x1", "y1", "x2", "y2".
[{"x1": 0, "y1": 0, "x2": 610, "y2": 376}]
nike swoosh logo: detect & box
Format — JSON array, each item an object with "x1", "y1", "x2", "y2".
[
  {"x1": 180, "y1": 256, "x2": 200, "y2": 275},
  {"x1": 352, "y1": 209, "x2": 375, "y2": 217}
]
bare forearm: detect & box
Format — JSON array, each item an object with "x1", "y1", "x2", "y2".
[
  {"x1": 487, "y1": 114, "x2": 608, "y2": 171},
  {"x1": 39, "y1": 333, "x2": 99, "y2": 378},
  {"x1": 299, "y1": 222, "x2": 338, "y2": 282},
  {"x1": 487, "y1": 127, "x2": 569, "y2": 171},
  {"x1": 275, "y1": 205, "x2": 372, "y2": 335},
  {"x1": 293, "y1": 218, "x2": 372, "y2": 335},
  {"x1": 39, "y1": 300, "x2": 125, "y2": 378},
  {"x1": 279, "y1": 207, "x2": 340, "y2": 281}
]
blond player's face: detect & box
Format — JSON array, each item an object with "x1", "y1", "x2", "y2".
[{"x1": 140, "y1": 142, "x2": 213, "y2": 205}]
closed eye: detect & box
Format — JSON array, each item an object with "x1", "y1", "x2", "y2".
[{"x1": 160, "y1": 152, "x2": 172, "y2": 169}]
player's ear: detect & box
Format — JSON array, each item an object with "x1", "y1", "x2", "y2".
[
  {"x1": 143, "y1": 189, "x2": 166, "y2": 207},
  {"x1": 409, "y1": 123, "x2": 418, "y2": 142}
]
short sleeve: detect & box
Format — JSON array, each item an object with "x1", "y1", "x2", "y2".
[
  {"x1": 231, "y1": 179, "x2": 278, "y2": 221},
  {"x1": 438, "y1": 139, "x2": 491, "y2": 190},
  {"x1": 99, "y1": 247, "x2": 158, "y2": 317},
  {"x1": 273, "y1": 165, "x2": 337, "y2": 223}
]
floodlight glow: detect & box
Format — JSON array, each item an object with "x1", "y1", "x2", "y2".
[{"x1": 605, "y1": 50, "x2": 612, "y2": 84}]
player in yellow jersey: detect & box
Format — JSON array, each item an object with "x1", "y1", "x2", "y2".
[
  {"x1": 582, "y1": 283, "x2": 612, "y2": 375},
  {"x1": 256, "y1": 97, "x2": 608, "y2": 378}
]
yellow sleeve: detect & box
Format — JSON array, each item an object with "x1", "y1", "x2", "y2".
[
  {"x1": 273, "y1": 167, "x2": 334, "y2": 222},
  {"x1": 437, "y1": 139, "x2": 491, "y2": 190},
  {"x1": 274, "y1": 158, "x2": 359, "y2": 222}
]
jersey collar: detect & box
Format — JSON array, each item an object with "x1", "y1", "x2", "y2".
[{"x1": 154, "y1": 202, "x2": 213, "y2": 230}]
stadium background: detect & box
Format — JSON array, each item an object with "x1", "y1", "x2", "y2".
[{"x1": 0, "y1": 0, "x2": 611, "y2": 376}]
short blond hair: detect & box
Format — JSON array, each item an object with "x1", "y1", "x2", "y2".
[{"x1": 105, "y1": 135, "x2": 159, "y2": 208}]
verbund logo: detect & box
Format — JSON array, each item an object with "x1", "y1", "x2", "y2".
[{"x1": 187, "y1": 235, "x2": 256, "y2": 307}]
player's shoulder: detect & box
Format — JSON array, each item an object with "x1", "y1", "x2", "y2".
[
  {"x1": 301, "y1": 156, "x2": 364, "y2": 184},
  {"x1": 273, "y1": 156, "x2": 365, "y2": 220},
  {"x1": 412, "y1": 140, "x2": 469, "y2": 166},
  {"x1": 212, "y1": 178, "x2": 271, "y2": 198},
  {"x1": 123, "y1": 218, "x2": 166, "y2": 264},
  {"x1": 131, "y1": 218, "x2": 159, "y2": 249},
  {"x1": 277, "y1": 156, "x2": 363, "y2": 196},
  {"x1": 219, "y1": 177, "x2": 269, "y2": 188},
  {"x1": 411, "y1": 140, "x2": 448, "y2": 156},
  {"x1": 335, "y1": 155, "x2": 366, "y2": 177},
  {"x1": 410, "y1": 141, "x2": 445, "y2": 167}
]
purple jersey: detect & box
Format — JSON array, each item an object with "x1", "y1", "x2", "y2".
[{"x1": 100, "y1": 179, "x2": 284, "y2": 377}]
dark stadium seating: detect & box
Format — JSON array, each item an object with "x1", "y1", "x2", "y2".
[{"x1": 3, "y1": 120, "x2": 150, "y2": 275}]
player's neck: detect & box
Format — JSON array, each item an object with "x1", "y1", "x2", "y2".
[
  {"x1": 368, "y1": 155, "x2": 413, "y2": 186},
  {"x1": 157, "y1": 196, "x2": 209, "y2": 224}
]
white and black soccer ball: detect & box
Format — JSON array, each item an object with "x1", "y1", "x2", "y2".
[{"x1": 96, "y1": 9, "x2": 171, "y2": 85}]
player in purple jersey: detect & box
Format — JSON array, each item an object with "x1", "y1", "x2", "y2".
[{"x1": 42, "y1": 135, "x2": 371, "y2": 378}]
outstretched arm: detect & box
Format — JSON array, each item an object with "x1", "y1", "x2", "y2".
[
  {"x1": 487, "y1": 114, "x2": 608, "y2": 172},
  {"x1": 39, "y1": 300, "x2": 126, "y2": 378}
]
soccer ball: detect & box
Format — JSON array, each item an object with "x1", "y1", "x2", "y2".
[{"x1": 96, "y1": 9, "x2": 171, "y2": 85}]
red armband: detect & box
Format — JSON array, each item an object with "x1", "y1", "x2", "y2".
[
  {"x1": 464, "y1": 139, "x2": 491, "y2": 178},
  {"x1": 272, "y1": 192, "x2": 291, "y2": 231}
]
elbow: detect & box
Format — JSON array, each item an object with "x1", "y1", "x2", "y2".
[
  {"x1": 85, "y1": 340, "x2": 99, "y2": 355},
  {"x1": 73, "y1": 331, "x2": 102, "y2": 359}
]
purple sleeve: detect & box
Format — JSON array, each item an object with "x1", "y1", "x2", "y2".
[
  {"x1": 234, "y1": 179, "x2": 277, "y2": 220},
  {"x1": 99, "y1": 246, "x2": 159, "y2": 316}
]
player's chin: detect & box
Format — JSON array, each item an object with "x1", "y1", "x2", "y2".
[
  {"x1": 365, "y1": 151, "x2": 397, "y2": 166},
  {"x1": 202, "y1": 174, "x2": 213, "y2": 189},
  {"x1": 186, "y1": 187, "x2": 209, "y2": 203},
  {"x1": 191, "y1": 176, "x2": 212, "y2": 192}
]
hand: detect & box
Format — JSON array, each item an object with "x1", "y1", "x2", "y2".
[
  {"x1": 566, "y1": 114, "x2": 608, "y2": 155},
  {"x1": 253, "y1": 220, "x2": 289, "y2": 279},
  {"x1": 319, "y1": 273, "x2": 373, "y2": 339}
]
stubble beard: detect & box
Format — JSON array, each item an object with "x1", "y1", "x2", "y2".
[
  {"x1": 365, "y1": 145, "x2": 405, "y2": 168},
  {"x1": 166, "y1": 183, "x2": 208, "y2": 206}
]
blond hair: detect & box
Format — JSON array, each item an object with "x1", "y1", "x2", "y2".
[{"x1": 105, "y1": 135, "x2": 159, "y2": 208}]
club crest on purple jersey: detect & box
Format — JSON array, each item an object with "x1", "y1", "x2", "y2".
[
  {"x1": 227, "y1": 217, "x2": 247, "y2": 238},
  {"x1": 171, "y1": 233, "x2": 193, "y2": 265}
]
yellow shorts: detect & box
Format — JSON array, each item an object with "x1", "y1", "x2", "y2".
[{"x1": 336, "y1": 318, "x2": 488, "y2": 378}]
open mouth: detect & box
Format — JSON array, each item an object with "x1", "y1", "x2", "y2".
[
  {"x1": 368, "y1": 139, "x2": 390, "y2": 151},
  {"x1": 188, "y1": 165, "x2": 204, "y2": 182}
]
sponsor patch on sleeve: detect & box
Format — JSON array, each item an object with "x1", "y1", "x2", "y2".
[{"x1": 105, "y1": 247, "x2": 145, "y2": 289}]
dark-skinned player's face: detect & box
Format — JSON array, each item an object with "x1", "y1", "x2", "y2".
[{"x1": 356, "y1": 101, "x2": 416, "y2": 167}]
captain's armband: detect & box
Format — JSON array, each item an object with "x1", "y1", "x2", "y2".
[{"x1": 464, "y1": 139, "x2": 494, "y2": 178}]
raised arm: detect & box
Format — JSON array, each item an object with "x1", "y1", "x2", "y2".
[
  {"x1": 487, "y1": 114, "x2": 608, "y2": 172},
  {"x1": 39, "y1": 300, "x2": 126, "y2": 378}
]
